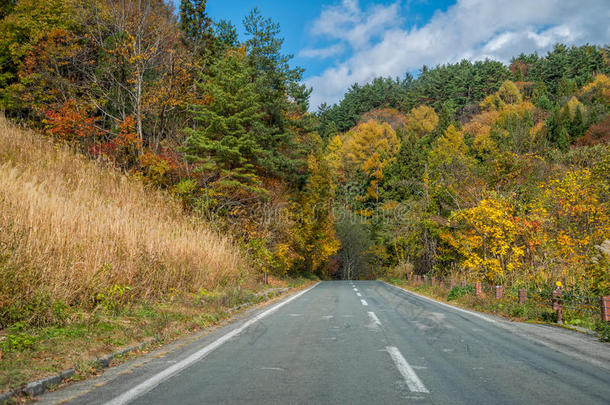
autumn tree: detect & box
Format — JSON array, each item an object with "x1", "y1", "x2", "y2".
[
  {"x1": 342, "y1": 120, "x2": 400, "y2": 200},
  {"x1": 0, "y1": 0, "x2": 79, "y2": 112},
  {"x1": 404, "y1": 105, "x2": 439, "y2": 138},
  {"x1": 294, "y1": 153, "x2": 341, "y2": 277}
]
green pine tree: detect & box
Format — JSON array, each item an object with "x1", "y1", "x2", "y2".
[
  {"x1": 571, "y1": 106, "x2": 586, "y2": 140},
  {"x1": 243, "y1": 8, "x2": 311, "y2": 183},
  {"x1": 182, "y1": 48, "x2": 266, "y2": 196}
]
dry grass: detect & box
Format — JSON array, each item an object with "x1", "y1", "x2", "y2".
[{"x1": 0, "y1": 117, "x2": 253, "y2": 324}]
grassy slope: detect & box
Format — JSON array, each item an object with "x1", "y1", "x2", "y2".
[
  {"x1": 0, "y1": 118, "x2": 307, "y2": 393},
  {"x1": 0, "y1": 117, "x2": 249, "y2": 311}
]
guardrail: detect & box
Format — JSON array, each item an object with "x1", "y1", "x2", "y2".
[{"x1": 405, "y1": 274, "x2": 609, "y2": 324}]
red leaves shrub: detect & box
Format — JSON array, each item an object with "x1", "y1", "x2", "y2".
[
  {"x1": 576, "y1": 116, "x2": 610, "y2": 146},
  {"x1": 43, "y1": 99, "x2": 98, "y2": 141}
]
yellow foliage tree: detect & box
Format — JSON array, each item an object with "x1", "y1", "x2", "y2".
[
  {"x1": 404, "y1": 105, "x2": 439, "y2": 136},
  {"x1": 342, "y1": 120, "x2": 400, "y2": 199},
  {"x1": 580, "y1": 73, "x2": 610, "y2": 106},
  {"x1": 463, "y1": 111, "x2": 500, "y2": 157},
  {"x1": 534, "y1": 169, "x2": 610, "y2": 287},
  {"x1": 294, "y1": 153, "x2": 341, "y2": 276},
  {"x1": 481, "y1": 80, "x2": 522, "y2": 111},
  {"x1": 565, "y1": 96, "x2": 586, "y2": 119},
  {"x1": 446, "y1": 198, "x2": 528, "y2": 283}
]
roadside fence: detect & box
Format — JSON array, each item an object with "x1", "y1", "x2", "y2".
[{"x1": 405, "y1": 273, "x2": 609, "y2": 324}]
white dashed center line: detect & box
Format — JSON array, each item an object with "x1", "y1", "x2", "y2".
[
  {"x1": 386, "y1": 346, "x2": 429, "y2": 393},
  {"x1": 360, "y1": 299, "x2": 368, "y2": 306},
  {"x1": 356, "y1": 292, "x2": 362, "y2": 297},
  {"x1": 367, "y1": 311, "x2": 381, "y2": 327},
  {"x1": 353, "y1": 288, "x2": 358, "y2": 291}
]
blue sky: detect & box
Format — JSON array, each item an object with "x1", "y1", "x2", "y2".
[{"x1": 180, "y1": 0, "x2": 610, "y2": 109}]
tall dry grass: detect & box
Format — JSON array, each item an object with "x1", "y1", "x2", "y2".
[{"x1": 0, "y1": 117, "x2": 252, "y2": 321}]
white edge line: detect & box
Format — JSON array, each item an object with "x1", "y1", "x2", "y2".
[
  {"x1": 384, "y1": 282, "x2": 610, "y2": 372},
  {"x1": 104, "y1": 282, "x2": 320, "y2": 405},
  {"x1": 360, "y1": 299, "x2": 368, "y2": 306},
  {"x1": 386, "y1": 346, "x2": 429, "y2": 393},
  {"x1": 383, "y1": 282, "x2": 498, "y2": 324},
  {"x1": 367, "y1": 311, "x2": 381, "y2": 327}
]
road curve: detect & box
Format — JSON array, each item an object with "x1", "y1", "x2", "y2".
[{"x1": 38, "y1": 281, "x2": 610, "y2": 405}]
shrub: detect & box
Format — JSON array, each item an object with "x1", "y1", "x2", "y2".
[{"x1": 447, "y1": 284, "x2": 475, "y2": 301}]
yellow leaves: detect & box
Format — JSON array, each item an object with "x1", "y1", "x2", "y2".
[
  {"x1": 529, "y1": 121, "x2": 546, "y2": 143},
  {"x1": 580, "y1": 73, "x2": 610, "y2": 106},
  {"x1": 481, "y1": 80, "x2": 522, "y2": 111},
  {"x1": 496, "y1": 101, "x2": 535, "y2": 127},
  {"x1": 497, "y1": 80, "x2": 522, "y2": 104},
  {"x1": 565, "y1": 96, "x2": 586, "y2": 119},
  {"x1": 447, "y1": 198, "x2": 531, "y2": 283},
  {"x1": 404, "y1": 105, "x2": 438, "y2": 136},
  {"x1": 344, "y1": 120, "x2": 399, "y2": 168},
  {"x1": 339, "y1": 120, "x2": 399, "y2": 200},
  {"x1": 428, "y1": 125, "x2": 470, "y2": 169}
]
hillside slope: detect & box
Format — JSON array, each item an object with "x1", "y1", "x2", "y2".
[{"x1": 0, "y1": 116, "x2": 253, "y2": 327}]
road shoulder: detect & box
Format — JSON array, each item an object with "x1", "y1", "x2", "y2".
[{"x1": 383, "y1": 281, "x2": 610, "y2": 371}]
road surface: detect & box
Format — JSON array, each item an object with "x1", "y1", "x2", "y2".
[{"x1": 38, "y1": 281, "x2": 610, "y2": 404}]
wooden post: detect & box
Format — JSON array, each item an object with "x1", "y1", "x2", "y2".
[
  {"x1": 450, "y1": 279, "x2": 455, "y2": 289},
  {"x1": 552, "y1": 289, "x2": 563, "y2": 324},
  {"x1": 439, "y1": 280, "x2": 445, "y2": 289},
  {"x1": 518, "y1": 289, "x2": 527, "y2": 304},
  {"x1": 475, "y1": 282, "x2": 482, "y2": 296},
  {"x1": 600, "y1": 296, "x2": 610, "y2": 322},
  {"x1": 495, "y1": 286, "x2": 503, "y2": 299}
]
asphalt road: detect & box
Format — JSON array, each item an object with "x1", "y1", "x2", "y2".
[{"x1": 38, "y1": 281, "x2": 610, "y2": 405}]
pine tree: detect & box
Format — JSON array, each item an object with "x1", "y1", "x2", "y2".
[
  {"x1": 557, "y1": 126, "x2": 570, "y2": 151},
  {"x1": 214, "y1": 19, "x2": 239, "y2": 52},
  {"x1": 243, "y1": 8, "x2": 311, "y2": 182},
  {"x1": 182, "y1": 48, "x2": 265, "y2": 196},
  {"x1": 571, "y1": 106, "x2": 586, "y2": 140},
  {"x1": 179, "y1": 0, "x2": 213, "y2": 53}
]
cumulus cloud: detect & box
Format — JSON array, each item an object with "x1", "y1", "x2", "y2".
[{"x1": 304, "y1": 0, "x2": 610, "y2": 109}]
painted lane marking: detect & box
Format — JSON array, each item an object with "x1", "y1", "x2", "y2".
[
  {"x1": 353, "y1": 288, "x2": 358, "y2": 291},
  {"x1": 383, "y1": 282, "x2": 498, "y2": 324},
  {"x1": 360, "y1": 299, "x2": 368, "y2": 306},
  {"x1": 356, "y1": 292, "x2": 362, "y2": 297},
  {"x1": 104, "y1": 283, "x2": 320, "y2": 405},
  {"x1": 367, "y1": 311, "x2": 381, "y2": 327},
  {"x1": 386, "y1": 346, "x2": 429, "y2": 393}
]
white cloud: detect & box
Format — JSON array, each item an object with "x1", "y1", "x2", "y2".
[
  {"x1": 304, "y1": 0, "x2": 610, "y2": 109},
  {"x1": 311, "y1": 0, "x2": 402, "y2": 48},
  {"x1": 299, "y1": 43, "x2": 346, "y2": 59}
]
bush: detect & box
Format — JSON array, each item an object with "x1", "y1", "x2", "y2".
[
  {"x1": 447, "y1": 284, "x2": 475, "y2": 301},
  {"x1": 595, "y1": 322, "x2": 610, "y2": 342}
]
